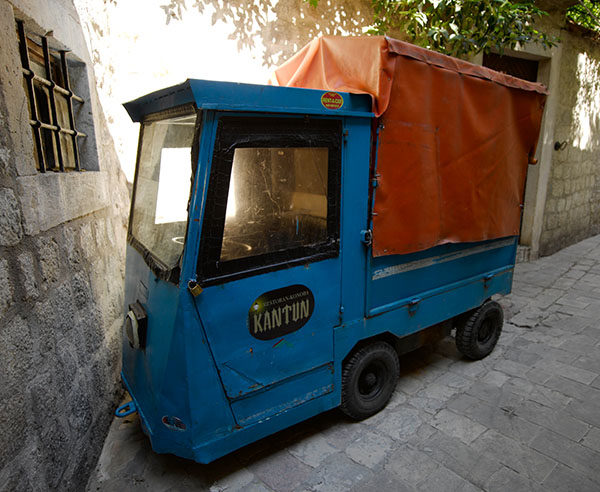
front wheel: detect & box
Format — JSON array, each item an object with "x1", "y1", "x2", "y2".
[
  {"x1": 455, "y1": 300, "x2": 503, "y2": 360},
  {"x1": 340, "y1": 342, "x2": 400, "y2": 420}
]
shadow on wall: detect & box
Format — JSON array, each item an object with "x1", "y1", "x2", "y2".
[
  {"x1": 541, "y1": 32, "x2": 600, "y2": 256},
  {"x1": 161, "y1": 0, "x2": 374, "y2": 65}
]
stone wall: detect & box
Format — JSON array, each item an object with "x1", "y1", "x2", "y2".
[
  {"x1": 0, "y1": 1, "x2": 129, "y2": 490},
  {"x1": 539, "y1": 19, "x2": 600, "y2": 256},
  {"x1": 484, "y1": 2, "x2": 600, "y2": 259}
]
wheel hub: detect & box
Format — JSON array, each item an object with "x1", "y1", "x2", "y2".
[
  {"x1": 358, "y1": 362, "x2": 384, "y2": 400},
  {"x1": 364, "y1": 372, "x2": 377, "y2": 386},
  {"x1": 477, "y1": 318, "x2": 494, "y2": 344}
]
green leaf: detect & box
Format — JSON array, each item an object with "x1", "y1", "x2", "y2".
[{"x1": 366, "y1": 0, "x2": 557, "y2": 57}]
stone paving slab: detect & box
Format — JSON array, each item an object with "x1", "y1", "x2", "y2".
[{"x1": 87, "y1": 235, "x2": 600, "y2": 492}]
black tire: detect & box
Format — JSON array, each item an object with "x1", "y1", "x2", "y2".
[
  {"x1": 340, "y1": 342, "x2": 400, "y2": 420},
  {"x1": 456, "y1": 300, "x2": 503, "y2": 360}
]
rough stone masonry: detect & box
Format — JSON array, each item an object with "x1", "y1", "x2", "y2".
[{"x1": 0, "y1": 1, "x2": 129, "y2": 490}]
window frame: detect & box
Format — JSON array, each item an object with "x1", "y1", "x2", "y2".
[
  {"x1": 127, "y1": 104, "x2": 201, "y2": 284},
  {"x1": 197, "y1": 115, "x2": 343, "y2": 286},
  {"x1": 16, "y1": 20, "x2": 86, "y2": 173}
]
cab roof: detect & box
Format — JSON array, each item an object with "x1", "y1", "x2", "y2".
[{"x1": 123, "y1": 79, "x2": 374, "y2": 122}]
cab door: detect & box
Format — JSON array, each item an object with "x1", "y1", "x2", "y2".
[{"x1": 193, "y1": 115, "x2": 343, "y2": 426}]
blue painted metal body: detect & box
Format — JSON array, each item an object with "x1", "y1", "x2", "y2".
[{"x1": 121, "y1": 79, "x2": 518, "y2": 463}]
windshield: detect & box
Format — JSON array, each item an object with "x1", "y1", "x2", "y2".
[{"x1": 130, "y1": 112, "x2": 196, "y2": 270}]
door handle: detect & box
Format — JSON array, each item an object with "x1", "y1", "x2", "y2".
[
  {"x1": 408, "y1": 298, "x2": 421, "y2": 315},
  {"x1": 361, "y1": 229, "x2": 373, "y2": 246}
]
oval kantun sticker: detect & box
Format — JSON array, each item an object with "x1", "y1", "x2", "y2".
[
  {"x1": 321, "y1": 91, "x2": 344, "y2": 110},
  {"x1": 248, "y1": 285, "x2": 315, "y2": 340}
]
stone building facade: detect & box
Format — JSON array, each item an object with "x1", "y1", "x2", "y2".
[
  {"x1": 483, "y1": 1, "x2": 600, "y2": 259},
  {"x1": 0, "y1": 0, "x2": 129, "y2": 490},
  {"x1": 537, "y1": 14, "x2": 600, "y2": 256}
]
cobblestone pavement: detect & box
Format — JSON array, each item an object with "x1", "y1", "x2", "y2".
[{"x1": 87, "y1": 236, "x2": 600, "y2": 492}]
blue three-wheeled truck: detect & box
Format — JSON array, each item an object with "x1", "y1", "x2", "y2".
[{"x1": 116, "y1": 37, "x2": 546, "y2": 463}]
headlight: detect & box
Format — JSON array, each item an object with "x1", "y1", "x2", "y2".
[{"x1": 125, "y1": 301, "x2": 147, "y2": 349}]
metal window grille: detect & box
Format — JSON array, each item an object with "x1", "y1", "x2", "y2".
[{"x1": 17, "y1": 20, "x2": 87, "y2": 173}]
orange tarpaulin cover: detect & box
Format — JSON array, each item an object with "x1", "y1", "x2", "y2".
[{"x1": 273, "y1": 36, "x2": 547, "y2": 256}]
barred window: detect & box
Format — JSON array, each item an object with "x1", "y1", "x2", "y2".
[{"x1": 17, "y1": 21, "x2": 86, "y2": 173}]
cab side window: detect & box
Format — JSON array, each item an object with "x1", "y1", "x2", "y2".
[{"x1": 198, "y1": 117, "x2": 342, "y2": 284}]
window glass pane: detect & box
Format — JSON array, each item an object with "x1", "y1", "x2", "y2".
[
  {"x1": 130, "y1": 113, "x2": 195, "y2": 269},
  {"x1": 40, "y1": 126, "x2": 57, "y2": 170},
  {"x1": 56, "y1": 94, "x2": 70, "y2": 130},
  {"x1": 30, "y1": 58, "x2": 46, "y2": 79},
  {"x1": 220, "y1": 147, "x2": 328, "y2": 262},
  {"x1": 59, "y1": 133, "x2": 75, "y2": 169}
]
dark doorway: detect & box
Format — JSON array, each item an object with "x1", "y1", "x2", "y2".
[{"x1": 483, "y1": 53, "x2": 539, "y2": 82}]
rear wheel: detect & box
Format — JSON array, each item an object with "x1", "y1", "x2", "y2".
[
  {"x1": 340, "y1": 342, "x2": 399, "y2": 420},
  {"x1": 455, "y1": 300, "x2": 503, "y2": 360}
]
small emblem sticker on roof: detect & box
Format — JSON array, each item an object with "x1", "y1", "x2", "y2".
[{"x1": 321, "y1": 92, "x2": 343, "y2": 110}]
